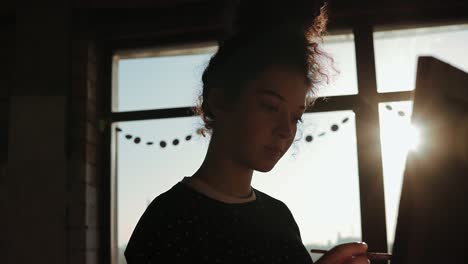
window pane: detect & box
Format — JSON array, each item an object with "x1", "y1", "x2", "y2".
[
  {"x1": 114, "y1": 117, "x2": 209, "y2": 264},
  {"x1": 315, "y1": 33, "x2": 358, "y2": 97},
  {"x1": 374, "y1": 24, "x2": 468, "y2": 93},
  {"x1": 252, "y1": 110, "x2": 361, "y2": 261},
  {"x1": 378, "y1": 101, "x2": 415, "y2": 251},
  {"x1": 113, "y1": 34, "x2": 358, "y2": 114},
  {"x1": 113, "y1": 45, "x2": 216, "y2": 112},
  {"x1": 115, "y1": 111, "x2": 361, "y2": 263}
]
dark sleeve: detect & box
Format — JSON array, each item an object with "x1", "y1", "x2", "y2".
[
  {"x1": 124, "y1": 198, "x2": 190, "y2": 264},
  {"x1": 280, "y1": 201, "x2": 303, "y2": 242},
  {"x1": 281, "y1": 202, "x2": 315, "y2": 263}
]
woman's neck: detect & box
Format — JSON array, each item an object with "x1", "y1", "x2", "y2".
[{"x1": 191, "y1": 138, "x2": 254, "y2": 198}]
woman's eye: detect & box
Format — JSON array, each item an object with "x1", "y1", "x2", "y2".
[{"x1": 261, "y1": 103, "x2": 279, "y2": 112}]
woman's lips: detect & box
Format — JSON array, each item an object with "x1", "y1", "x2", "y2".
[{"x1": 264, "y1": 146, "x2": 282, "y2": 160}]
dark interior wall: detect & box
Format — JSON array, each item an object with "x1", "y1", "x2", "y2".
[
  {"x1": 0, "y1": 0, "x2": 14, "y2": 19},
  {"x1": 327, "y1": 0, "x2": 468, "y2": 28},
  {"x1": 7, "y1": 3, "x2": 71, "y2": 264},
  {"x1": 0, "y1": 23, "x2": 13, "y2": 162},
  {"x1": 69, "y1": 0, "x2": 468, "y2": 52},
  {"x1": 0, "y1": 21, "x2": 13, "y2": 262},
  {"x1": 71, "y1": 0, "x2": 468, "y2": 26},
  {"x1": 8, "y1": 2, "x2": 105, "y2": 264}
]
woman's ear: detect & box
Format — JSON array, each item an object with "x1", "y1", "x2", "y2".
[{"x1": 207, "y1": 88, "x2": 230, "y2": 119}]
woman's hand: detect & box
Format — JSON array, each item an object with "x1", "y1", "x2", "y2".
[{"x1": 314, "y1": 242, "x2": 369, "y2": 264}]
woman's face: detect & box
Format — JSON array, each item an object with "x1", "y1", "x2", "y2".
[{"x1": 216, "y1": 65, "x2": 309, "y2": 172}]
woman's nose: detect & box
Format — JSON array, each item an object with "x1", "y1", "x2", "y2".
[{"x1": 276, "y1": 113, "x2": 294, "y2": 139}]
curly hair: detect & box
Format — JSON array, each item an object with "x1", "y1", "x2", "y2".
[{"x1": 194, "y1": 0, "x2": 332, "y2": 137}]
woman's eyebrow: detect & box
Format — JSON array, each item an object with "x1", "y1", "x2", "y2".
[
  {"x1": 257, "y1": 89, "x2": 306, "y2": 110},
  {"x1": 257, "y1": 89, "x2": 286, "y2": 102}
]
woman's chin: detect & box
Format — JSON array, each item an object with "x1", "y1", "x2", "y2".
[{"x1": 254, "y1": 161, "x2": 278, "y2": 173}]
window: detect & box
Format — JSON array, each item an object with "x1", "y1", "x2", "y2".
[
  {"x1": 373, "y1": 23, "x2": 468, "y2": 250},
  {"x1": 114, "y1": 117, "x2": 209, "y2": 263},
  {"x1": 114, "y1": 112, "x2": 362, "y2": 263},
  {"x1": 112, "y1": 33, "x2": 361, "y2": 263},
  {"x1": 252, "y1": 111, "x2": 361, "y2": 262},
  {"x1": 374, "y1": 24, "x2": 468, "y2": 93},
  {"x1": 109, "y1": 22, "x2": 468, "y2": 264},
  {"x1": 378, "y1": 101, "x2": 415, "y2": 251},
  {"x1": 112, "y1": 44, "x2": 216, "y2": 112},
  {"x1": 315, "y1": 33, "x2": 358, "y2": 97}
]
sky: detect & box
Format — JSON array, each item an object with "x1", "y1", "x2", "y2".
[{"x1": 113, "y1": 24, "x2": 468, "y2": 254}]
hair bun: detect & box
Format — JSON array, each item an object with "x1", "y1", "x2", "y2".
[{"x1": 226, "y1": 0, "x2": 326, "y2": 37}]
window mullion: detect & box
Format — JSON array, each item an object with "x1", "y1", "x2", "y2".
[
  {"x1": 110, "y1": 107, "x2": 195, "y2": 122},
  {"x1": 353, "y1": 23, "x2": 388, "y2": 255}
]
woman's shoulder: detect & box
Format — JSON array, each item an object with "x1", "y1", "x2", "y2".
[
  {"x1": 146, "y1": 181, "x2": 191, "y2": 211},
  {"x1": 128, "y1": 181, "x2": 193, "y2": 236},
  {"x1": 254, "y1": 188, "x2": 302, "y2": 235},
  {"x1": 253, "y1": 188, "x2": 292, "y2": 211}
]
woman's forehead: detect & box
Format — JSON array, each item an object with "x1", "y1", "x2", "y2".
[
  {"x1": 254, "y1": 66, "x2": 308, "y2": 88},
  {"x1": 256, "y1": 88, "x2": 307, "y2": 109},
  {"x1": 247, "y1": 67, "x2": 309, "y2": 102}
]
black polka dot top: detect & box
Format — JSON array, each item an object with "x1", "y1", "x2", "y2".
[{"x1": 124, "y1": 178, "x2": 313, "y2": 264}]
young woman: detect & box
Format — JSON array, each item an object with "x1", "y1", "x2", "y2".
[{"x1": 125, "y1": 1, "x2": 370, "y2": 263}]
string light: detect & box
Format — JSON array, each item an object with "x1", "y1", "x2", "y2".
[{"x1": 114, "y1": 104, "x2": 409, "y2": 150}]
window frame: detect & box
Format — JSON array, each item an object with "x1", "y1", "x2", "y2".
[{"x1": 99, "y1": 15, "x2": 468, "y2": 264}]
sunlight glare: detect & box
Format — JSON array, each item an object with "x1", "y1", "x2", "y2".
[{"x1": 407, "y1": 124, "x2": 421, "y2": 152}]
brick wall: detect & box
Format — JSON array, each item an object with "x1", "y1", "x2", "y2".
[{"x1": 68, "y1": 30, "x2": 104, "y2": 264}]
